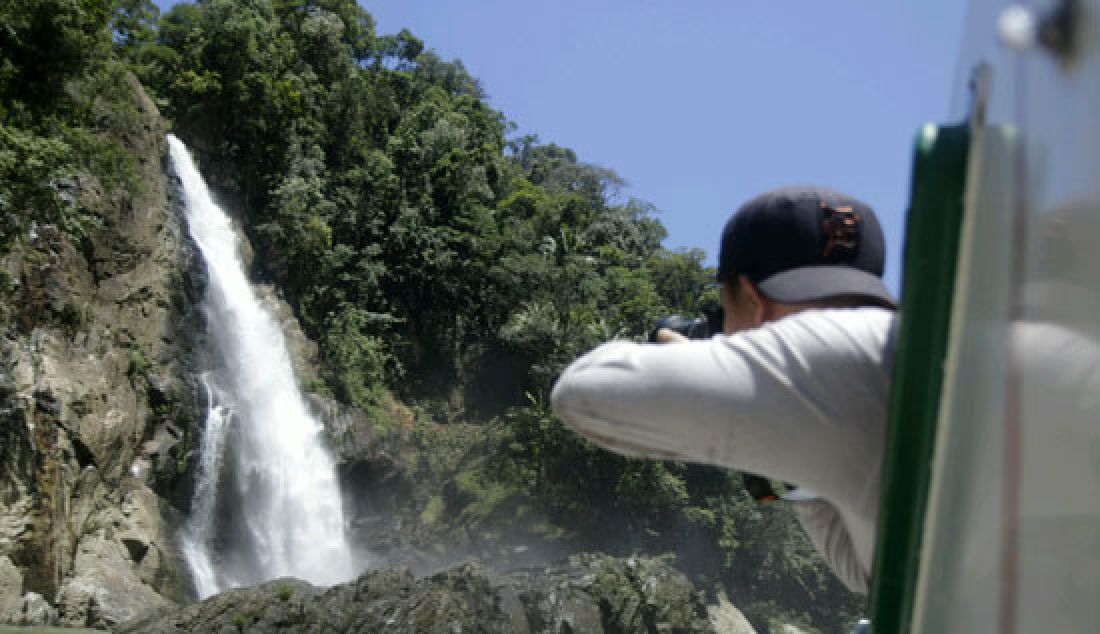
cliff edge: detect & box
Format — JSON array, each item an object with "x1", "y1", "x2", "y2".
[{"x1": 0, "y1": 73, "x2": 197, "y2": 629}]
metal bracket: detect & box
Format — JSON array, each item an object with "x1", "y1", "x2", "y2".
[{"x1": 999, "y1": 0, "x2": 1082, "y2": 68}]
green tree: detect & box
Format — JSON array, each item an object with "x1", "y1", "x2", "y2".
[
  {"x1": 0, "y1": 0, "x2": 114, "y2": 109},
  {"x1": 647, "y1": 247, "x2": 716, "y2": 313},
  {"x1": 111, "y1": 0, "x2": 159, "y2": 62}
]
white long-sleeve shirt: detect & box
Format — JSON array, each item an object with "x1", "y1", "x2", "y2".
[{"x1": 550, "y1": 307, "x2": 896, "y2": 593}]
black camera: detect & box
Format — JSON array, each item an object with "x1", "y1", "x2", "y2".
[{"x1": 648, "y1": 303, "x2": 724, "y2": 342}]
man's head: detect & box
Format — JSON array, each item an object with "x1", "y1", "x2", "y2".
[{"x1": 718, "y1": 185, "x2": 895, "y2": 333}]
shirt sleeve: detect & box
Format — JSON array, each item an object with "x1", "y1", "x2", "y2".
[
  {"x1": 550, "y1": 308, "x2": 894, "y2": 508},
  {"x1": 793, "y1": 498, "x2": 871, "y2": 594}
]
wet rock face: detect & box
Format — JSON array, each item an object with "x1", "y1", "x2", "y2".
[
  {"x1": 0, "y1": 74, "x2": 200, "y2": 627},
  {"x1": 116, "y1": 554, "x2": 745, "y2": 634},
  {"x1": 502, "y1": 554, "x2": 712, "y2": 633}
]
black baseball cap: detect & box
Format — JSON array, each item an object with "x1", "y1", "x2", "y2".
[{"x1": 718, "y1": 185, "x2": 896, "y2": 307}]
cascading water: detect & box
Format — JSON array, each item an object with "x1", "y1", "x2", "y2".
[{"x1": 168, "y1": 135, "x2": 357, "y2": 598}]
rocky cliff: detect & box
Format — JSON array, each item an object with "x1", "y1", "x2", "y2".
[{"x1": 0, "y1": 74, "x2": 197, "y2": 629}]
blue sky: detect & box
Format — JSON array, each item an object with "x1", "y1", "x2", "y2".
[
  {"x1": 365, "y1": 2, "x2": 968, "y2": 293},
  {"x1": 155, "y1": 2, "x2": 968, "y2": 293}
]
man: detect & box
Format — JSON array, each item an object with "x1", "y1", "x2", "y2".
[{"x1": 551, "y1": 185, "x2": 897, "y2": 594}]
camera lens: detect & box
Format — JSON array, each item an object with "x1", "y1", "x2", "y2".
[{"x1": 650, "y1": 315, "x2": 713, "y2": 341}]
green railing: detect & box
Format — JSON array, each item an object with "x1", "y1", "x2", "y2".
[{"x1": 869, "y1": 122, "x2": 970, "y2": 633}]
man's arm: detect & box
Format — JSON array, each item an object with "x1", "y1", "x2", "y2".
[
  {"x1": 550, "y1": 307, "x2": 894, "y2": 510},
  {"x1": 793, "y1": 498, "x2": 871, "y2": 594}
]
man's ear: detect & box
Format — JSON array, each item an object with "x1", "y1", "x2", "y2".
[{"x1": 738, "y1": 274, "x2": 768, "y2": 327}]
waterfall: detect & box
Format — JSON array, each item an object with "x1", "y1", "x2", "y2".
[{"x1": 168, "y1": 135, "x2": 357, "y2": 598}]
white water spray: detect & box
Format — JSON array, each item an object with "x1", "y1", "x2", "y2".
[{"x1": 168, "y1": 135, "x2": 356, "y2": 598}]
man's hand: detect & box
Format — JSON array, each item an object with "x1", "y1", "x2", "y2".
[{"x1": 654, "y1": 328, "x2": 690, "y2": 344}]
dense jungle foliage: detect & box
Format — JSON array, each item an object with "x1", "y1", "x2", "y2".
[
  {"x1": 0, "y1": 0, "x2": 147, "y2": 268},
  {"x1": 0, "y1": 1, "x2": 863, "y2": 630}
]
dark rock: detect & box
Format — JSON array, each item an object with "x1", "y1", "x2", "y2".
[
  {"x1": 121, "y1": 537, "x2": 149, "y2": 563},
  {"x1": 116, "y1": 554, "x2": 726, "y2": 634}
]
